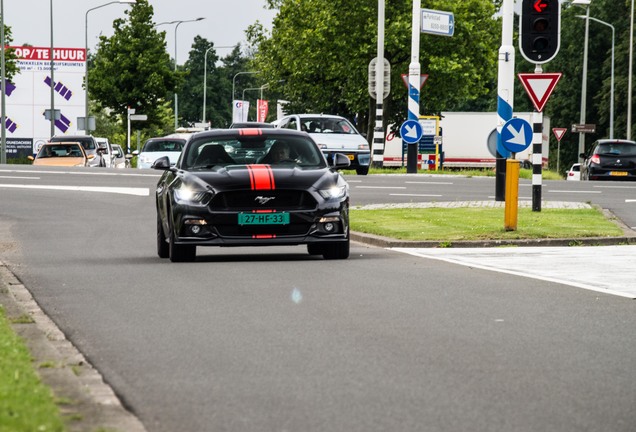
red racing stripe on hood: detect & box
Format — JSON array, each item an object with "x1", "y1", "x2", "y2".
[{"x1": 247, "y1": 164, "x2": 275, "y2": 190}]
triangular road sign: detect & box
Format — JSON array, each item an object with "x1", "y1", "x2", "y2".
[
  {"x1": 518, "y1": 72, "x2": 562, "y2": 112},
  {"x1": 401, "y1": 74, "x2": 429, "y2": 90},
  {"x1": 552, "y1": 127, "x2": 567, "y2": 142}
]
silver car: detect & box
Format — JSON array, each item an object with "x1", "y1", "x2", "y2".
[{"x1": 275, "y1": 114, "x2": 371, "y2": 175}]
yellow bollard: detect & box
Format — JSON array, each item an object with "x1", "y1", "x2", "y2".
[{"x1": 504, "y1": 159, "x2": 521, "y2": 231}]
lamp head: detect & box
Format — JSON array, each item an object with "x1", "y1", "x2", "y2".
[
  {"x1": 571, "y1": 0, "x2": 591, "y2": 7},
  {"x1": 118, "y1": 0, "x2": 136, "y2": 3}
]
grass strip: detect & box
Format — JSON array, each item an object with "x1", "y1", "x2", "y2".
[
  {"x1": 350, "y1": 207, "x2": 623, "y2": 241},
  {"x1": 0, "y1": 306, "x2": 66, "y2": 431}
]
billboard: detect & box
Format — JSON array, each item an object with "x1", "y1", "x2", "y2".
[{"x1": 3, "y1": 46, "x2": 86, "y2": 154}]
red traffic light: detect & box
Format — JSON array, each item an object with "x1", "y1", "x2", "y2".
[{"x1": 534, "y1": 0, "x2": 548, "y2": 13}]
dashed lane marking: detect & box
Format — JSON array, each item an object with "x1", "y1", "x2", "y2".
[{"x1": 0, "y1": 184, "x2": 150, "y2": 196}]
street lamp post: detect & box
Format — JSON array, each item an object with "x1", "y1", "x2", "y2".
[
  {"x1": 628, "y1": 0, "x2": 634, "y2": 139},
  {"x1": 85, "y1": 0, "x2": 136, "y2": 134},
  {"x1": 172, "y1": 17, "x2": 205, "y2": 129},
  {"x1": 202, "y1": 45, "x2": 234, "y2": 126},
  {"x1": 50, "y1": 0, "x2": 55, "y2": 137},
  {"x1": 232, "y1": 71, "x2": 260, "y2": 106},
  {"x1": 576, "y1": 15, "x2": 614, "y2": 139},
  {"x1": 241, "y1": 87, "x2": 261, "y2": 122},
  {"x1": 1, "y1": 0, "x2": 6, "y2": 164},
  {"x1": 572, "y1": 0, "x2": 591, "y2": 161}
]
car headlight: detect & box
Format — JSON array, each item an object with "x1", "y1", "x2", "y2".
[
  {"x1": 318, "y1": 185, "x2": 347, "y2": 200},
  {"x1": 174, "y1": 186, "x2": 213, "y2": 205}
]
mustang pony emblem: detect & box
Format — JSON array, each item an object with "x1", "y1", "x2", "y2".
[{"x1": 255, "y1": 196, "x2": 276, "y2": 205}]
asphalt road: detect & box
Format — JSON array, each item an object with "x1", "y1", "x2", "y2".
[{"x1": 1, "y1": 165, "x2": 635, "y2": 432}]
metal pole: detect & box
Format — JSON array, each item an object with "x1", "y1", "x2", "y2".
[
  {"x1": 1, "y1": 0, "x2": 6, "y2": 164},
  {"x1": 85, "y1": 1, "x2": 134, "y2": 134},
  {"x1": 495, "y1": 0, "x2": 515, "y2": 201},
  {"x1": 232, "y1": 71, "x2": 259, "y2": 106},
  {"x1": 578, "y1": 4, "x2": 590, "y2": 162},
  {"x1": 172, "y1": 17, "x2": 205, "y2": 130},
  {"x1": 50, "y1": 0, "x2": 55, "y2": 137},
  {"x1": 577, "y1": 15, "x2": 615, "y2": 139},
  {"x1": 372, "y1": 0, "x2": 385, "y2": 168},
  {"x1": 406, "y1": 0, "x2": 420, "y2": 173},
  {"x1": 628, "y1": 0, "x2": 634, "y2": 139}
]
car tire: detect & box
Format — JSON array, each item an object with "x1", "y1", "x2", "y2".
[
  {"x1": 307, "y1": 244, "x2": 323, "y2": 255},
  {"x1": 321, "y1": 237, "x2": 350, "y2": 260},
  {"x1": 157, "y1": 214, "x2": 169, "y2": 259},
  {"x1": 168, "y1": 218, "x2": 196, "y2": 262},
  {"x1": 356, "y1": 166, "x2": 369, "y2": 175}
]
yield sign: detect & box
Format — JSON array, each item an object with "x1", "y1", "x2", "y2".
[
  {"x1": 552, "y1": 127, "x2": 567, "y2": 142},
  {"x1": 518, "y1": 72, "x2": 562, "y2": 112},
  {"x1": 401, "y1": 74, "x2": 429, "y2": 90}
]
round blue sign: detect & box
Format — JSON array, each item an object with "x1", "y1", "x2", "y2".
[
  {"x1": 400, "y1": 120, "x2": 423, "y2": 144},
  {"x1": 501, "y1": 118, "x2": 533, "y2": 154}
]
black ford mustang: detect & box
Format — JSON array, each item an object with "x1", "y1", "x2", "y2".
[{"x1": 154, "y1": 128, "x2": 351, "y2": 262}]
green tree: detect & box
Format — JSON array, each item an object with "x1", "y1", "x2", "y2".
[
  {"x1": 89, "y1": 0, "x2": 178, "y2": 130},
  {"x1": 249, "y1": 0, "x2": 501, "y2": 134}
]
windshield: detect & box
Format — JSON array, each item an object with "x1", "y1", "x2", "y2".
[
  {"x1": 37, "y1": 144, "x2": 83, "y2": 158},
  {"x1": 300, "y1": 117, "x2": 358, "y2": 135},
  {"x1": 183, "y1": 136, "x2": 327, "y2": 170},
  {"x1": 142, "y1": 139, "x2": 185, "y2": 153},
  {"x1": 596, "y1": 142, "x2": 636, "y2": 156}
]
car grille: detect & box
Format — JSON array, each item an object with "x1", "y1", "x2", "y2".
[{"x1": 209, "y1": 190, "x2": 317, "y2": 211}]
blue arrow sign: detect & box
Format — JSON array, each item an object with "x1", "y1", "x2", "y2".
[
  {"x1": 501, "y1": 118, "x2": 533, "y2": 154},
  {"x1": 400, "y1": 120, "x2": 423, "y2": 144}
]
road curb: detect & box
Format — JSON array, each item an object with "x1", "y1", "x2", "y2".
[
  {"x1": 0, "y1": 261, "x2": 147, "y2": 432},
  {"x1": 351, "y1": 207, "x2": 636, "y2": 249}
]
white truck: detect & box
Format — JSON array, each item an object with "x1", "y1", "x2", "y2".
[{"x1": 383, "y1": 112, "x2": 550, "y2": 169}]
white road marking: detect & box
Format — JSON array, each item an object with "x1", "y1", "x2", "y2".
[
  {"x1": 0, "y1": 169, "x2": 159, "y2": 178},
  {"x1": 404, "y1": 181, "x2": 454, "y2": 185},
  {"x1": 626, "y1": 199, "x2": 636, "y2": 203},
  {"x1": 0, "y1": 184, "x2": 150, "y2": 196},
  {"x1": 392, "y1": 246, "x2": 636, "y2": 299},
  {"x1": 0, "y1": 175, "x2": 39, "y2": 180},
  {"x1": 355, "y1": 186, "x2": 407, "y2": 189},
  {"x1": 548, "y1": 190, "x2": 602, "y2": 194},
  {"x1": 595, "y1": 185, "x2": 636, "y2": 189},
  {"x1": 390, "y1": 193, "x2": 443, "y2": 197}
]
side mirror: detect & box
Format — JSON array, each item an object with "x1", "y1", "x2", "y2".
[
  {"x1": 28, "y1": 155, "x2": 34, "y2": 161},
  {"x1": 125, "y1": 154, "x2": 133, "y2": 160},
  {"x1": 132, "y1": 150, "x2": 140, "y2": 156},
  {"x1": 329, "y1": 153, "x2": 351, "y2": 170},
  {"x1": 87, "y1": 154, "x2": 95, "y2": 160},
  {"x1": 152, "y1": 156, "x2": 171, "y2": 170},
  {"x1": 579, "y1": 153, "x2": 586, "y2": 159}
]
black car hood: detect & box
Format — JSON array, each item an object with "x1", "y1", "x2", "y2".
[{"x1": 182, "y1": 164, "x2": 341, "y2": 192}]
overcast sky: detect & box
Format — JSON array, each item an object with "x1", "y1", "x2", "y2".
[{"x1": 3, "y1": 0, "x2": 277, "y2": 64}]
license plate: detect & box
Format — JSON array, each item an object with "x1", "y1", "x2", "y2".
[
  {"x1": 609, "y1": 171, "x2": 628, "y2": 176},
  {"x1": 238, "y1": 212, "x2": 290, "y2": 225}
]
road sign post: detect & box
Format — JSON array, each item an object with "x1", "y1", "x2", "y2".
[{"x1": 552, "y1": 127, "x2": 567, "y2": 173}]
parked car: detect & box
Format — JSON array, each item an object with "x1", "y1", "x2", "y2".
[
  {"x1": 49, "y1": 135, "x2": 105, "y2": 167},
  {"x1": 111, "y1": 144, "x2": 131, "y2": 168},
  {"x1": 580, "y1": 139, "x2": 636, "y2": 181},
  {"x1": 229, "y1": 122, "x2": 276, "y2": 129},
  {"x1": 95, "y1": 137, "x2": 115, "y2": 168},
  {"x1": 275, "y1": 113, "x2": 371, "y2": 175},
  {"x1": 28, "y1": 141, "x2": 93, "y2": 167},
  {"x1": 566, "y1": 163, "x2": 581, "y2": 181},
  {"x1": 154, "y1": 128, "x2": 351, "y2": 262},
  {"x1": 133, "y1": 137, "x2": 186, "y2": 169}
]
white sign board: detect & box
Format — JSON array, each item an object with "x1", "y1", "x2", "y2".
[
  {"x1": 421, "y1": 9, "x2": 455, "y2": 37},
  {"x1": 6, "y1": 46, "x2": 86, "y2": 152}
]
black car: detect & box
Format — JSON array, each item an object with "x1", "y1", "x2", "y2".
[
  {"x1": 154, "y1": 128, "x2": 351, "y2": 262},
  {"x1": 580, "y1": 139, "x2": 636, "y2": 180}
]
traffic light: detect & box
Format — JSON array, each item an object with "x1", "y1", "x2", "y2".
[{"x1": 519, "y1": 0, "x2": 561, "y2": 64}]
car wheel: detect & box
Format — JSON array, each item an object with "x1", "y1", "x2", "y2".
[
  {"x1": 307, "y1": 244, "x2": 323, "y2": 255},
  {"x1": 321, "y1": 237, "x2": 350, "y2": 260},
  {"x1": 157, "y1": 213, "x2": 169, "y2": 258},
  {"x1": 168, "y1": 219, "x2": 196, "y2": 262},
  {"x1": 356, "y1": 166, "x2": 369, "y2": 175}
]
